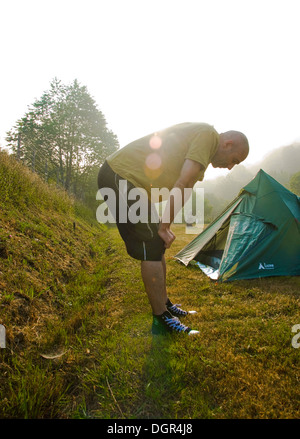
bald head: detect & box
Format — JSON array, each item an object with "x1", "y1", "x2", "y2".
[
  {"x1": 211, "y1": 130, "x2": 249, "y2": 170},
  {"x1": 221, "y1": 130, "x2": 249, "y2": 155}
]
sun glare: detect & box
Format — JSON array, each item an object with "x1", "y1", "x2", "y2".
[{"x1": 149, "y1": 134, "x2": 162, "y2": 150}]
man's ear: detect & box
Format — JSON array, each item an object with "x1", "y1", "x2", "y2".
[{"x1": 224, "y1": 140, "x2": 233, "y2": 151}]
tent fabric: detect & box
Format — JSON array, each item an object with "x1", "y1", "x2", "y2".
[
  {"x1": 175, "y1": 169, "x2": 300, "y2": 281},
  {"x1": 175, "y1": 196, "x2": 242, "y2": 266}
]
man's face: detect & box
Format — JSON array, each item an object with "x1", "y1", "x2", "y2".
[{"x1": 211, "y1": 143, "x2": 247, "y2": 170}]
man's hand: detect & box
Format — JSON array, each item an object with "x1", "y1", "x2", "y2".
[
  {"x1": 158, "y1": 223, "x2": 176, "y2": 248},
  {"x1": 158, "y1": 159, "x2": 203, "y2": 249}
]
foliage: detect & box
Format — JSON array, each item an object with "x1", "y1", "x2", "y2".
[
  {"x1": 290, "y1": 171, "x2": 300, "y2": 195},
  {"x1": 6, "y1": 78, "x2": 119, "y2": 205}
]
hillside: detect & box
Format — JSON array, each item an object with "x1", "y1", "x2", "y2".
[
  {"x1": 0, "y1": 151, "x2": 114, "y2": 417},
  {"x1": 0, "y1": 151, "x2": 106, "y2": 340},
  {"x1": 250, "y1": 142, "x2": 300, "y2": 183}
]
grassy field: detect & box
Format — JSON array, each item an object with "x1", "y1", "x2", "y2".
[{"x1": 0, "y1": 151, "x2": 300, "y2": 419}]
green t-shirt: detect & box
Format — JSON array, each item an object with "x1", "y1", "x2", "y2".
[{"x1": 107, "y1": 122, "x2": 219, "y2": 197}]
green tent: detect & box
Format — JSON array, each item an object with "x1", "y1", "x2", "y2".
[{"x1": 175, "y1": 169, "x2": 300, "y2": 281}]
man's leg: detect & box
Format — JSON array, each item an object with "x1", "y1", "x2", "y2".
[
  {"x1": 141, "y1": 257, "x2": 199, "y2": 335},
  {"x1": 141, "y1": 257, "x2": 168, "y2": 315},
  {"x1": 161, "y1": 254, "x2": 167, "y2": 296}
]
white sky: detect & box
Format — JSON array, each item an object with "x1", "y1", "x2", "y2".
[{"x1": 1, "y1": 0, "x2": 300, "y2": 179}]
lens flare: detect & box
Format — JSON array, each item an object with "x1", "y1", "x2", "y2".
[
  {"x1": 149, "y1": 134, "x2": 162, "y2": 150},
  {"x1": 144, "y1": 152, "x2": 162, "y2": 179},
  {"x1": 145, "y1": 152, "x2": 161, "y2": 170}
]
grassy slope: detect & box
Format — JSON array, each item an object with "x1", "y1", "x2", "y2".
[{"x1": 0, "y1": 151, "x2": 299, "y2": 419}]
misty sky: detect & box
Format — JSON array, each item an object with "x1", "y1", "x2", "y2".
[{"x1": 1, "y1": 0, "x2": 299, "y2": 179}]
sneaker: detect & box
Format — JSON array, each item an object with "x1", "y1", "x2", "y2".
[
  {"x1": 152, "y1": 311, "x2": 199, "y2": 336},
  {"x1": 166, "y1": 299, "x2": 197, "y2": 318}
]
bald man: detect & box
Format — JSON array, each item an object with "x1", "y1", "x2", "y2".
[{"x1": 98, "y1": 122, "x2": 249, "y2": 336}]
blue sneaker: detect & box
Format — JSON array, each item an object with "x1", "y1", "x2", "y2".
[
  {"x1": 152, "y1": 311, "x2": 199, "y2": 336},
  {"x1": 166, "y1": 299, "x2": 197, "y2": 318}
]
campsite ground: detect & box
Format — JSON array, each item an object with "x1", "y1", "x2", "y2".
[
  {"x1": 93, "y1": 224, "x2": 300, "y2": 419},
  {"x1": 68, "y1": 225, "x2": 300, "y2": 418},
  {"x1": 1, "y1": 222, "x2": 299, "y2": 419},
  {"x1": 152, "y1": 224, "x2": 300, "y2": 418}
]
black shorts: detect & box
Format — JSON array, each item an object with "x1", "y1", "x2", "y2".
[{"x1": 97, "y1": 161, "x2": 165, "y2": 261}]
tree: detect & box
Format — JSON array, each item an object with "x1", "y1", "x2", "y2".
[
  {"x1": 6, "y1": 78, "x2": 119, "y2": 202},
  {"x1": 290, "y1": 171, "x2": 300, "y2": 195}
]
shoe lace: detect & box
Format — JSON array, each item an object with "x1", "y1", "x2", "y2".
[
  {"x1": 164, "y1": 316, "x2": 189, "y2": 333},
  {"x1": 168, "y1": 303, "x2": 188, "y2": 316}
]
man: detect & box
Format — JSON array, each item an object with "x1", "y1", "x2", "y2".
[{"x1": 98, "y1": 122, "x2": 249, "y2": 336}]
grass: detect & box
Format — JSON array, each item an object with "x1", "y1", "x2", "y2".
[{"x1": 0, "y1": 151, "x2": 300, "y2": 419}]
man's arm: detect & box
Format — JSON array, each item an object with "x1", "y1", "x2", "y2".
[{"x1": 158, "y1": 159, "x2": 204, "y2": 248}]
